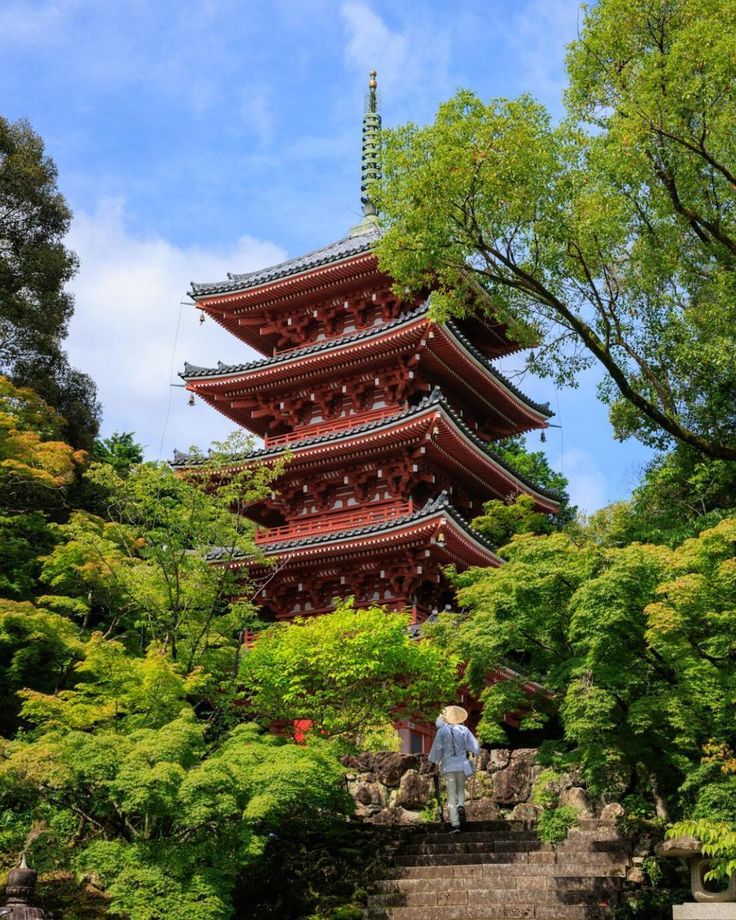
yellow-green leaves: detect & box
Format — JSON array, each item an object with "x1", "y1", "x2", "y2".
[
  {"x1": 240, "y1": 599, "x2": 458, "y2": 745},
  {"x1": 446, "y1": 517, "x2": 736, "y2": 797},
  {"x1": 376, "y1": 0, "x2": 736, "y2": 460}
]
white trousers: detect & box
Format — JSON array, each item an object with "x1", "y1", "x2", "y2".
[{"x1": 445, "y1": 771, "x2": 466, "y2": 827}]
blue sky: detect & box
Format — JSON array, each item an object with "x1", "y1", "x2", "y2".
[{"x1": 0, "y1": 0, "x2": 652, "y2": 512}]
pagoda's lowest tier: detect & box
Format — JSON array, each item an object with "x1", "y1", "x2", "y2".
[{"x1": 206, "y1": 493, "x2": 501, "y2": 622}]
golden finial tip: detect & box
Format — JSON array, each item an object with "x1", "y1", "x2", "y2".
[{"x1": 369, "y1": 70, "x2": 377, "y2": 89}]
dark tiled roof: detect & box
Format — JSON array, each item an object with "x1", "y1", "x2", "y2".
[
  {"x1": 205, "y1": 492, "x2": 499, "y2": 561},
  {"x1": 171, "y1": 390, "x2": 443, "y2": 467},
  {"x1": 181, "y1": 311, "x2": 551, "y2": 420},
  {"x1": 190, "y1": 227, "x2": 383, "y2": 297},
  {"x1": 447, "y1": 321, "x2": 552, "y2": 418},
  {"x1": 181, "y1": 303, "x2": 428, "y2": 380},
  {"x1": 172, "y1": 387, "x2": 561, "y2": 503}
]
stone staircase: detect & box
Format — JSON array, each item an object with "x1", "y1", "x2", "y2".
[{"x1": 364, "y1": 819, "x2": 632, "y2": 920}]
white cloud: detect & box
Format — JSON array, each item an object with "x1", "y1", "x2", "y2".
[
  {"x1": 65, "y1": 198, "x2": 286, "y2": 459},
  {"x1": 339, "y1": 2, "x2": 453, "y2": 117},
  {"x1": 340, "y1": 2, "x2": 409, "y2": 89},
  {"x1": 560, "y1": 447, "x2": 608, "y2": 515}
]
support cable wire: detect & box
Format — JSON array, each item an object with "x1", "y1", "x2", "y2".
[{"x1": 157, "y1": 300, "x2": 189, "y2": 459}]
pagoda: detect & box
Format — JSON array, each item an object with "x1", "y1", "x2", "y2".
[{"x1": 175, "y1": 74, "x2": 559, "y2": 745}]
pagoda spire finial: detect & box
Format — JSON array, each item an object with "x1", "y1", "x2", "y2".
[{"x1": 351, "y1": 70, "x2": 381, "y2": 235}]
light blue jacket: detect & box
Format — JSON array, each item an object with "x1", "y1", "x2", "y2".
[{"x1": 428, "y1": 722, "x2": 480, "y2": 775}]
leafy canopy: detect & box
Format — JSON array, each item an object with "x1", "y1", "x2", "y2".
[
  {"x1": 374, "y1": 0, "x2": 736, "y2": 460},
  {"x1": 1, "y1": 632, "x2": 350, "y2": 920},
  {"x1": 0, "y1": 116, "x2": 100, "y2": 449},
  {"x1": 240, "y1": 600, "x2": 459, "y2": 744},
  {"x1": 435, "y1": 517, "x2": 736, "y2": 806},
  {"x1": 0, "y1": 376, "x2": 86, "y2": 601}
]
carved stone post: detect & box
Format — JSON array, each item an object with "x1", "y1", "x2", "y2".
[
  {"x1": 657, "y1": 837, "x2": 736, "y2": 919},
  {"x1": 1, "y1": 856, "x2": 48, "y2": 920}
]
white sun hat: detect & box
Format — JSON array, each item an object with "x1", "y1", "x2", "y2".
[{"x1": 441, "y1": 705, "x2": 469, "y2": 725}]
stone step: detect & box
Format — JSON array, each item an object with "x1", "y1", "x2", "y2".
[
  {"x1": 393, "y1": 850, "x2": 625, "y2": 868},
  {"x1": 399, "y1": 840, "x2": 548, "y2": 855},
  {"x1": 386, "y1": 862, "x2": 627, "y2": 880},
  {"x1": 419, "y1": 832, "x2": 541, "y2": 845},
  {"x1": 413, "y1": 827, "x2": 621, "y2": 842},
  {"x1": 364, "y1": 904, "x2": 598, "y2": 919},
  {"x1": 375, "y1": 875, "x2": 626, "y2": 893},
  {"x1": 367, "y1": 884, "x2": 621, "y2": 906}
]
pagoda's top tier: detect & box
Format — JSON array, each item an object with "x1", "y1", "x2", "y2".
[
  {"x1": 191, "y1": 226, "x2": 382, "y2": 300},
  {"x1": 189, "y1": 225, "x2": 518, "y2": 359}
]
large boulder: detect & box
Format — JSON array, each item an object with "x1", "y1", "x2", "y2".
[
  {"x1": 512, "y1": 802, "x2": 542, "y2": 822},
  {"x1": 465, "y1": 798, "x2": 501, "y2": 821},
  {"x1": 368, "y1": 806, "x2": 426, "y2": 826},
  {"x1": 492, "y1": 749, "x2": 537, "y2": 805},
  {"x1": 372, "y1": 752, "x2": 420, "y2": 786},
  {"x1": 353, "y1": 781, "x2": 387, "y2": 817},
  {"x1": 560, "y1": 786, "x2": 595, "y2": 818},
  {"x1": 600, "y1": 802, "x2": 625, "y2": 823},
  {"x1": 395, "y1": 769, "x2": 433, "y2": 809},
  {"x1": 341, "y1": 752, "x2": 375, "y2": 773},
  {"x1": 487, "y1": 749, "x2": 512, "y2": 772}
]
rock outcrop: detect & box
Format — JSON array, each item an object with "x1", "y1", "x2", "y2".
[{"x1": 343, "y1": 748, "x2": 617, "y2": 826}]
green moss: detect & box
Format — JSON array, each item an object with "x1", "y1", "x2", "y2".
[{"x1": 537, "y1": 806, "x2": 579, "y2": 844}]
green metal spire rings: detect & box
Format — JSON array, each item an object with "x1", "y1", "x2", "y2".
[{"x1": 360, "y1": 70, "x2": 381, "y2": 220}]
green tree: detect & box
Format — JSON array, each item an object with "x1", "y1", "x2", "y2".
[
  {"x1": 474, "y1": 434, "x2": 575, "y2": 545},
  {"x1": 40, "y1": 434, "x2": 285, "y2": 676},
  {"x1": 91, "y1": 431, "x2": 143, "y2": 475},
  {"x1": 435, "y1": 517, "x2": 736, "y2": 812},
  {"x1": 0, "y1": 635, "x2": 350, "y2": 920},
  {"x1": 240, "y1": 600, "x2": 459, "y2": 744},
  {"x1": 0, "y1": 115, "x2": 100, "y2": 449},
  {"x1": 374, "y1": 0, "x2": 736, "y2": 460},
  {"x1": 472, "y1": 493, "x2": 556, "y2": 547},
  {"x1": 0, "y1": 376, "x2": 86, "y2": 600}
]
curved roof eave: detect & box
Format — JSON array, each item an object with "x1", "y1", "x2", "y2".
[
  {"x1": 173, "y1": 388, "x2": 562, "y2": 506},
  {"x1": 206, "y1": 492, "x2": 502, "y2": 564},
  {"x1": 190, "y1": 228, "x2": 383, "y2": 298}
]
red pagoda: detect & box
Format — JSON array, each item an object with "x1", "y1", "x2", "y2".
[{"x1": 175, "y1": 73, "x2": 559, "y2": 747}]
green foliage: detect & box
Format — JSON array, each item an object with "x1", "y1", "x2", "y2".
[
  {"x1": 240, "y1": 600, "x2": 458, "y2": 744},
  {"x1": 0, "y1": 377, "x2": 87, "y2": 602},
  {"x1": 472, "y1": 436, "x2": 574, "y2": 546},
  {"x1": 91, "y1": 432, "x2": 144, "y2": 475},
  {"x1": 532, "y1": 769, "x2": 564, "y2": 809},
  {"x1": 492, "y1": 435, "x2": 575, "y2": 523},
  {"x1": 531, "y1": 769, "x2": 579, "y2": 844},
  {"x1": 0, "y1": 632, "x2": 352, "y2": 920},
  {"x1": 537, "y1": 806, "x2": 579, "y2": 845},
  {"x1": 585, "y1": 448, "x2": 736, "y2": 547},
  {"x1": 375, "y1": 0, "x2": 736, "y2": 460},
  {"x1": 39, "y1": 437, "x2": 283, "y2": 676},
  {"x1": 473, "y1": 494, "x2": 559, "y2": 547},
  {"x1": 0, "y1": 397, "x2": 340, "y2": 916},
  {"x1": 0, "y1": 599, "x2": 84, "y2": 736},
  {"x1": 440, "y1": 517, "x2": 736, "y2": 804},
  {"x1": 0, "y1": 116, "x2": 100, "y2": 449}
]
